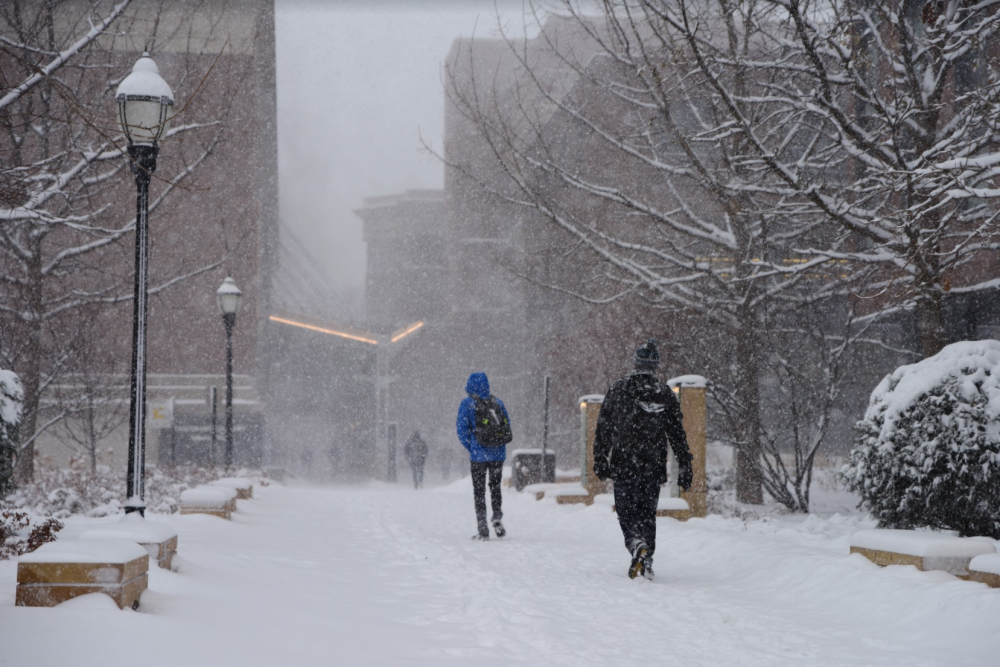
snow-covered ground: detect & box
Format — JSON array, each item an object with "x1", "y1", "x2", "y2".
[{"x1": 2, "y1": 478, "x2": 999, "y2": 666}]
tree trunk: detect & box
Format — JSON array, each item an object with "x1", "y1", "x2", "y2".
[
  {"x1": 916, "y1": 285, "x2": 947, "y2": 359},
  {"x1": 734, "y1": 308, "x2": 764, "y2": 504},
  {"x1": 14, "y1": 251, "x2": 43, "y2": 484}
]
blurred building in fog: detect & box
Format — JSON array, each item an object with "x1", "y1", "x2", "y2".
[{"x1": 30, "y1": 0, "x2": 278, "y2": 470}]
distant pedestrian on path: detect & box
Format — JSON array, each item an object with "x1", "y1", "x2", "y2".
[
  {"x1": 594, "y1": 339, "x2": 692, "y2": 580},
  {"x1": 404, "y1": 431, "x2": 428, "y2": 489},
  {"x1": 457, "y1": 372, "x2": 512, "y2": 540}
]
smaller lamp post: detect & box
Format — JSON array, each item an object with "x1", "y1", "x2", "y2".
[{"x1": 216, "y1": 277, "x2": 242, "y2": 467}]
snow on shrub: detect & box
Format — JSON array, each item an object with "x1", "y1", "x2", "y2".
[
  {"x1": 5, "y1": 459, "x2": 258, "y2": 518},
  {"x1": 843, "y1": 340, "x2": 1000, "y2": 538},
  {"x1": 0, "y1": 370, "x2": 23, "y2": 498},
  {"x1": 0, "y1": 509, "x2": 62, "y2": 560}
]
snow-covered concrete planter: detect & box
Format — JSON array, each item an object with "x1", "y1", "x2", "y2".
[
  {"x1": 849, "y1": 529, "x2": 996, "y2": 577},
  {"x1": 16, "y1": 539, "x2": 149, "y2": 609},
  {"x1": 79, "y1": 514, "x2": 178, "y2": 570},
  {"x1": 210, "y1": 477, "x2": 253, "y2": 500},
  {"x1": 969, "y1": 554, "x2": 1000, "y2": 588},
  {"x1": 180, "y1": 487, "x2": 237, "y2": 519}
]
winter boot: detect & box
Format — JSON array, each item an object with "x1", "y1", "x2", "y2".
[
  {"x1": 473, "y1": 522, "x2": 490, "y2": 541},
  {"x1": 492, "y1": 518, "x2": 506, "y2": 538},
  {"x1": 641, "y1": 554, "x2": 654, "y2": 581},
  {"x1": 628, "y1": 540, "x2": 649, "y2": 580}
]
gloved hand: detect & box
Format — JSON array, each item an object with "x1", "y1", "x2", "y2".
[{"x1": 678, "y1": 459, "x2": 693, "y2": 492}]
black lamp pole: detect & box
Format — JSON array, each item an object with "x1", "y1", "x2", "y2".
[
  {"x1": 124, "y1": 144, "x2": 158, "y2": 515},
  {"x1": 118, "y1": 52, "x2": 172, "y2": 515},
  {"x1": 224, "y1": 311, "x2": 236, "y2": 467}
]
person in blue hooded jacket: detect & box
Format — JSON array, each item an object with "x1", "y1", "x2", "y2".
[{"x1": 457, "y1": 372, "x2": 511, "y2": 540}]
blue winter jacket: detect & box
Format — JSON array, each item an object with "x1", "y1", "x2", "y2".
[{"x1": 457, "y1": 372, "x2": 510, "y2": 462}]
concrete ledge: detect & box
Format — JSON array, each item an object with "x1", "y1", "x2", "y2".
[
  {"x1": 969, "y1": 554, "x2": 1000, "y2": 588},
  {"x1": 555, "y1": 494, "x2": 592, "y2": 505},
  {"x1": 16, "y1": 539, "x2": 149, "y2": 609},
  {"x1": 849, "y1": 529, "x2": 996, "y2": 576}
]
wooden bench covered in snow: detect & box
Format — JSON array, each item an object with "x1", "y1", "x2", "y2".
[
  {"x1": 16, "y1": 539, "x2": 149, "y2": 609},
  {"x1": 849, "y1": 529, "x2": 996, "y2": 577},
  {"x1": 79, "y1": 515, "x2": 178, "y2": 570},
  {"x1": 969, "y1": 554, "x2": 1000, "y2": 588},
  {"x1": 180, "y1": 486, "x2": 237, "y2": 519},
  {"x1": 210, "y1": 477, "x2": 254, "y2": 500}
]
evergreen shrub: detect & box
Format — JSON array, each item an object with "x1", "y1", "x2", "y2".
[{"x1": 843, "y1": 341, "x2": 1000, "y2": 538}]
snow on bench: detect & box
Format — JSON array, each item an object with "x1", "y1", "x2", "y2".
[
  {"x1": 969, "y1": 553, "x2": 1000, "y2": 588},
  {"x1": 16, "y1": 539, "x2": 149, "y2": 609},
  {"x1": 180, "y1": 486, "x2": 237, "y2": 519},
  {"x1": 849, "y1": 529, "x2": 996, "y2": 576},
  {"x1": 79, "y1": 514, "x2": 178, "y2": 570},
  {"x1": 210, "y1": 477, "x2": 254, "y2": 499}
]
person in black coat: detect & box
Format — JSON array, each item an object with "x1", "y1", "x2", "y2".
[
  {"x1": 593, "y1": 339, "x2": 693, "y2": 580},
  {"x1": 404, "y1": 431, "x2": 429, "y2": 489}
]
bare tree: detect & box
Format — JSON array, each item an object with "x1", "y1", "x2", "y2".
[
  {"x1": 648, "y1": 0, "x2": 1000, "y2": 356},
  {"x1": 0, "y1": 0, "x2": 252, "y2": 482},
  {"x1": 48, "y1": 315, "x2": 128, "y2": 473},
  {"x1": 442, "y1": 2, "x2": 870, "y2": 504}
]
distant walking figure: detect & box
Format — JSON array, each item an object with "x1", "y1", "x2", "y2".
[
  {"x1": 594, "y1": 339, "x2": 692, "y2": 580},
  {"x1": 404, "y1": 431, "x2": 428, "y2": 489},
  {"x1": 457, "y1": 372, "x2": 512, "y2": 540}
]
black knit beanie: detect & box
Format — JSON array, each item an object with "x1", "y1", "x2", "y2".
[{"x1": 633, "y1": 338, "x2": 660, "y2": 370}]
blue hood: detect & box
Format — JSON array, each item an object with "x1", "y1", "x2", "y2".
[{"x1": 465, "y1": 372, "x2": 490, "y2": 399}]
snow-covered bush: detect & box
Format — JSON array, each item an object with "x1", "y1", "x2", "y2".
[
  {"x1": 0, "y1": 370, "x2": 23, "y2": 498},
  {"x1": 0, "y1": 509, "x2": 62, "y2": 560},
  {"x1": 5, "y1": 461, "x2": 258, "y2": 518},
  {"x1": 843, "y1": 341, "x2": 1000, "y2": 538}
]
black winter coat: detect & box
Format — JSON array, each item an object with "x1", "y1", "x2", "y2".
[
  {"x1": 593, "y1": 371, "x2": 691, "y2": 485},
  {"x1": 404, "y1": 434, "x2": 428, "y2": 466}
]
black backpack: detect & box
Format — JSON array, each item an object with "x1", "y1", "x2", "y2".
[{"x1": 473, "y1": 396, "x2": 513, "y2": 447}]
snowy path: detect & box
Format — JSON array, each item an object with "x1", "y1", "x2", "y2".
[{"x1": 3, "y1": 479, "x2": 1000, "y2": 666}]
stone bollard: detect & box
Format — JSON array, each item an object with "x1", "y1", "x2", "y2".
[{"x1": 668, "y1": 375, "x2": 708, "y2": 519}]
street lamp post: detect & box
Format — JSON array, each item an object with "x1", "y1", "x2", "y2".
[
  {"x1": 117, "y1": 53, "x2": 173, "y2": 515},
  {"x1": 217, "y1": 277, "x2": 242, "y2": 467}
]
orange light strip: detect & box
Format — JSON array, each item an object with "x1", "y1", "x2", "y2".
[
  {"x1": 390, "y1": 321, "x2": 424, "y2": 343},
  {"x1": 268, "y1": 316, "x2": 378, "y2": 345}
]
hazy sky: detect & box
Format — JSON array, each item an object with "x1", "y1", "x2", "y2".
[{"x1": 275, "y1": 0, "x2": 534, "y2": 290}]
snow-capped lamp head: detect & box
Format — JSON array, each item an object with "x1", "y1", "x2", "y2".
[
  {"x1": 116, "y1": 52, "x2": 174, "y2": 146},
  {"x1": 216, "y1": 277, "x2": 243, "y2": 317},
  {"x1": 633, "y1": 338, "x2": 660, "y2": 371}
]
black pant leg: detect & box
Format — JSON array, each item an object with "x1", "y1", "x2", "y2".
[
  {"x1": 488, "y1": 461, "x2": 503, "y2": 520},
  {"x1": 471, "y1": 462, "x2": 488, "y2": 530},
  {"x1": 614, "y1": 480, "x2": 640, "y2": 553},
  {"x1": 416, "y1": 464, "x2": 424, "y2": 488},
  {"x1": 637, "y1": 481, "x2": 660, "y2": 555}
]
